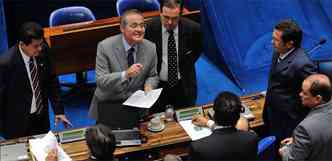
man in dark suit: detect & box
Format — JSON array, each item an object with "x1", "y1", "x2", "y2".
[
  {"x1": 189, "y1": 91, "x2": 258, "y2": 161},
  {"x1": 0, "y1": 22, "x2": 71, "y2": 139},
  {"x1": 263, "y1": 19, "x2": 316, "y2": 143},
  {"x1": 145, "y1": 0, "x2": 202, "y2": 112},
  {"x1": 279, "y1": 74, "x2": 332, "y2": 161}
]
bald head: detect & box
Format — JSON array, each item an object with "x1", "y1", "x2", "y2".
[{"x1": 300, "y1": 74, "x2": 332, "y2": 108}]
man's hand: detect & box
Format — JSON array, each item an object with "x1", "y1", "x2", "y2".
[
  {"x1": 281, "y1": 137, "x2": 293, "y2": 146},
  {"x1": 144, "y1": 85, "x2": 153, "y2": 92},
  {"x1": 126, "y1": 63, "x2": 143, "y2": 78},
  {"x1": 192, "y1": 115, "x2": 209, "y2": 127},
  {"x1": 46, "y1": 149, "x2": 58, "y2": 161},
  {"x1": 55, "y1": 115, "x2": 72, "y2": 128}
]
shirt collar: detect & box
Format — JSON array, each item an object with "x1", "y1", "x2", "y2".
[
  {"x1": 162, "y1": 25, "x2": 179, "y2": 36},
  {"x1": 122, "y1": 35, "x2": 137, "y2": 53},
  {"x1": 18, "y1": 44, "x2": 31, "y2": 64},
  {"x1": 279, "y1": 48, "x2": 295, "y2": 60}
]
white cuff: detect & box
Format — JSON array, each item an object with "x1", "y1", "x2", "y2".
[{"x1": 207, "y1": 120, "x2": 215, "y2": 129}]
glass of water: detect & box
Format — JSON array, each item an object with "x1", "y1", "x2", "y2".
[{"x1": 165, "y1": 104, "x2": 175, "y2": 122}]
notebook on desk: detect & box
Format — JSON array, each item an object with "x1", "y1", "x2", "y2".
[{"x1": 112, "y1": 128, "x2": 142, "y2": 147}]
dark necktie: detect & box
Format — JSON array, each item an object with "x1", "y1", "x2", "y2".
[
  {"x1": 167, "y1": 30, "x2": 178, "y2": 87},
  {"x1": 127, "y1": 47, "x2": 135, "y2": 67},
  {"x1": 29, "y1": 57, "x2": 43, "y2": 114}
]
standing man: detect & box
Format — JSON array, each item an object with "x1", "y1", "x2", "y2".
[
  {"x1": 89, "y1": 9, "x2": 159, "y2": 128},
  {"x1": 279, "y1": 74, "x2": 332, "y2": 161},
  {"x1": 145, "y1": 0, "x2": 202, "y2": 112},
  {"x1": 0, "y1": 22, "x2": 71, "y2": 139},
  {"x1": 263, "y1": 19, "x2": 316, "y2": 142}
]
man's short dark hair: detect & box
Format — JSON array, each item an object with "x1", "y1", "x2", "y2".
[
  {"x1": 160, "y1": 0, "x2": 183, "y2": 14},
  {"x1": 85, "y1": 124, "x2": 116, "y2": 160},
  {"x1": 310, "y1": 80, "x2": 332, "y2": 103},
  {"x1": 120, "y1": 9, "x2": 144, "y2": 28},
  {"x1": 18, "y1": 22, "x2": 44, "y2": 45},
  {"x1": 274, "y1": 19, "x2": 302, "y2": 48},
  {"x1": 213, "y1": 91, "x2": 243, "y2": 126}
]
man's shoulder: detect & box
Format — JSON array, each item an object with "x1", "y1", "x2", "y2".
[
  {"x1": 0, "y1": 45, "x2": 18, "y2": 66},
  {"x1": 99, "y1": 34, "x2": 122, "y2": 46}
]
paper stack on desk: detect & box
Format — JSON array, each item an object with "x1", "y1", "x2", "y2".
[
  {"x1": 179, "y1": 120, "x2": 212, "y2": 141},
  {"x1": 29, "y1": 131, "x2": 71, "y2": 161},
  {"x1": 123, "y1": 88, "x2": 162, "y2": 108}
]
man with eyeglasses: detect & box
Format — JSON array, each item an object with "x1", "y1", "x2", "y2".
[
  {"x1": 89, "y1": 9, "x2": 159, "y2": 128},
  {"x1": 145, "y1": 0, "x2": 202, "y2": 112},
  {"x1": 0, "y1": 22, "x2": 71, "y2": 139}
]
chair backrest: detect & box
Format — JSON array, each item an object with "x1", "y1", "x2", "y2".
[
  {"x1": 49, "y1": 6, "x2": 96, "y2": 26},
  {"x1": 316, "y1": 59, "x2": 332, "y2": 81},
  {"x1": 116, "y1": 0, "x2": 160, "y2": 16},
  {"x1": 257, "y1": 136, "x2": 276, "y2": 160}
]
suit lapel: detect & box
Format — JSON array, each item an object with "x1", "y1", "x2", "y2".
[
  {"x1": 273, "y1": 49, "x2": 297, "y2": 74},
  {"x1": 178, "y1": 19, "x2": 184, "y2": 67},
  {"x1": 136, "y1": 43, "x2": 145, "y2": 66},
  {"x1": 14, "y1": 45, "x2": 33, "y2": 104},
  {"x1": 114, "y1": 35, "x2": 128, "y2": 71}
]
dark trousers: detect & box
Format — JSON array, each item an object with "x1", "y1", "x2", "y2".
[
  {"x1": 150, "y1": 79, "x2": 191, "y2": 113},
  {"x1": 26, "y1": 112, "x2": 50, "y2": 137},
  {"x1": 97, "y1": 100, "x2": 148, "y2": 129}
]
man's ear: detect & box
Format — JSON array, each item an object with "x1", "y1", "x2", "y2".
[
  {"x1": 286, "y1": 40, "x2": 294, "y2": 48},
  {"x1": 316, "y1": 95, "x2": 323, "y2": 103}
]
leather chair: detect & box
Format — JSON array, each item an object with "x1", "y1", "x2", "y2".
[{"x1": 116, "y1": 0, "x2": 160, "y2": 16}]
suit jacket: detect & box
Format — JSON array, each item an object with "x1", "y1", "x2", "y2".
[
  {"x1": 282, "y1": 100, "x2": 332, "y2": 161},
  {"x1": 189, "y1": 127, "x2": 258, "y2": 161},
  {"x1": 89, "y1": 34, "x2": 159, "y2": 119},
  {"x1": 263, "y1": 48, "x2": 316, "y2": 139},
  {"x1": 0, "y1": 44, "x2": 64, "y2": 139},
  {"x1": 144, "y1": 17, "x2": 202, "y2": 106}
]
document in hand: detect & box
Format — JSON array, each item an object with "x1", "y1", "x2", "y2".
[
  {"x1": 29, "y1": 131, "x2": 71, "y2": 161},
  {"x1": 123, "y1": 88, "x2": 163, "y2": 108}
]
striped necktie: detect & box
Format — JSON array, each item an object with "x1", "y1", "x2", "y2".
[{"x1": 29, "y1": 57, "x2": 43, "y2": 114}]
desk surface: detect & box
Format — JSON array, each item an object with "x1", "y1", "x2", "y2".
[
  {"x1": 62, "y1": 93, "x2": 265, "y2": 161},
  {"x1": 0, "y1": 93, "x2": 264, "y2": 161}
]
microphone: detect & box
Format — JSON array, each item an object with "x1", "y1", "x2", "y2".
[{"x1": 307, "y1": 38, "x2": 327, "y2": 55}]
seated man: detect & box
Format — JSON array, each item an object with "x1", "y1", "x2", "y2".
[
  {"x1": 279, "y1": 74, "x2": 332, "y2": 161},
  {"x1": 189, "y1": 91, "x2": 258, "y2": 160},
  {"x1": 85, "y1": 124, "x2": 117, "y2": 161}
]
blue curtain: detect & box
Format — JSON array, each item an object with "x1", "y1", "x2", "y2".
[
  {"x1": 202, "y1": 0, "x2": 332, "y2": 94},
  {"x1": 0, "y1": 0, "x2": 7, "y2": 54}
]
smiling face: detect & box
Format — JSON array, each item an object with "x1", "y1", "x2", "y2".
[{"x1": 120, "y1": 13, "x2": 145, "y2": 45}]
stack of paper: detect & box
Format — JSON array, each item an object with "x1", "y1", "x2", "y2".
[
  {"x1": 123, "y1": 88, "x2": 163, "y2": 108},
  {"x1": 29, "y1": 131, "x2": 71, "y2": 161},
  {"x1": 179, "y1": 120, "x2": 212, "y2": 141}
]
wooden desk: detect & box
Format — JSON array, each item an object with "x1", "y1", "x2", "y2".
[
  {"x1": 0, "y1": 93, "x2": 264, "y2": 161},
  {"x1": 62, "y1": 93, "x2": 265, "y2": 161},
  {"x1": 43, "y1": 10, "x2": 200, "y2": 75}
]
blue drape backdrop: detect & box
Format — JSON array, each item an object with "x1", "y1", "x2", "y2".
[
  {"x1": 0, "y1": 0, "x2": 7, "y2": 54},
  {"x1": 202, "y1": 0, "x2": 332, "y2": 94}
]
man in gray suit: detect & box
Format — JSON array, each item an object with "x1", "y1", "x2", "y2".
[
  {"x1": 89, "y1": 9, "x2": 159, "y2": 128},
  {"x1": 279, "y1": 74, "x2": 332, "y2": 161}
]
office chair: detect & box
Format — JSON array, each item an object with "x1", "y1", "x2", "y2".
[
  {"x1": 116, "y1": 0, "x2": 160, "y2": 16},
  {"x1": 49, "y1": 6, "x2": 96, "y2": 97},
  {"x1": 316, "y1": 59, "x2": 332, "y2": 81},
  {"x1": 258, "y1": 136, "x2": 276, "y2": 160},
  {"x1": 49, "y1": 6, "x2": 95, "y2": 26}
]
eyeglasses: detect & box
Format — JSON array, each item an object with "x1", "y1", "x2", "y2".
[{"x1": 128, "y1": 23, "x2": 146, "y2": 29}]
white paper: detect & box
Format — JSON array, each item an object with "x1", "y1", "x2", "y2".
[
  {"x1": 123, "y1": 88, "x2": 162, "y2": 108},
  {"x1": 29, "y1": 131, "x2": 72, "y2": 161},
  {"x1": 179, "y1": 120, "x2": 212, "y2": 141}
]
